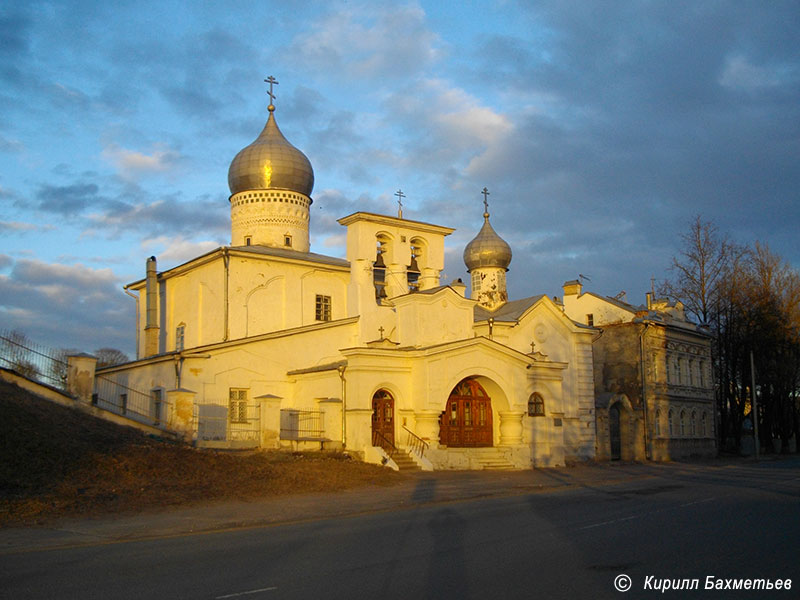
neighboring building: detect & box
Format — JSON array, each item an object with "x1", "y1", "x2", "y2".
[
  {"x1": 562, "y1": 281, "x2": 716, "y2": 461},
  {"x1": 96, "y1": 90, "x2": 598, "y2": 470}
]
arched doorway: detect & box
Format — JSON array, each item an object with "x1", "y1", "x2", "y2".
[
  {"x1": 371, "y1": 389, "x2": 394, "y2": 450},
  {"x1": 439, "y1": 378, "x2": 493, "y2": 447},
  {"x1": 609, "y1": 403, "x2": 622, "y2": 460}
]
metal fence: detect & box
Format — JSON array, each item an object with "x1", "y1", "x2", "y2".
[
  {"x1": 195, "y1": 403, "x2": 261, "y2": 444},
  {"x1": 93, "y1": 375, "x2": 170, "y2": 428},
  {"x1": 280, "y1": 409, "x2": 326, "y2": 441},
  {"x1": 0, "y1": 330, "x2": 69, "y2": 389}
]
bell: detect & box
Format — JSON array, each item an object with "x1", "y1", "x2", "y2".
[{"x1": 374, "y1": 251, "x2": 386, "y2": 268}]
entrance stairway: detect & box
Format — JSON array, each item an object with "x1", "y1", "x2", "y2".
[
  {"x1": 391, "y1": 451, "x2": 422, "y2": 471},
  {"x1": 469, "y1": 448, "x2": 516, "y2": 471}
]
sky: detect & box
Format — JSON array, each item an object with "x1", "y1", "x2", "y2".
[{"x1": 1, "y1": 0, "x2": 798, "y2": 358}]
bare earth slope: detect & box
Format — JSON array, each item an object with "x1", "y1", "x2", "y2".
[{"x1": 0, "y1": 379, "x2": 400, "y2": 525}]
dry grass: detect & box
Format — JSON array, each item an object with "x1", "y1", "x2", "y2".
[{"x1": 0, "y1": 379, "x2": 402, "y2": 526}]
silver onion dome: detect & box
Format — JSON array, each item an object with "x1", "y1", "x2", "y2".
[
  {"x1": 463, "y1": 211, "x2": 512, "y2": 272},
  {"x1": 228, "y1": 105, "x2": 314, "y2": 197}
]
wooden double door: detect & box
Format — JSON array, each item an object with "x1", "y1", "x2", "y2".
[{"x1": 439, "y1": 378, "x2": 493, "y2": 447}]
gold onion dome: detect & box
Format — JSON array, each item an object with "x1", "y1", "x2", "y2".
[
  {"x1": 228, "y1": 105, "x2": 315, "y2": 197},
  {"x1": 463, "y1": 210, "x2": 512, "y2": 272}
]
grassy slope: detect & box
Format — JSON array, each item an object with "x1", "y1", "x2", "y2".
[{"x1": 0, "y1": 379, "x2": 400, "y2": 525}]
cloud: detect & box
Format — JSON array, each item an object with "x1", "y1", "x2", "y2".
[
  {"x1": 718, "y1": 55, "x2": 789, "y2": 90},
  {"x1": 102, "y1": 143, "x2": 183, "y2": 177},
  {"x1": 89, "y1": 194, "x2": 229, "y2": 238},
  {"x1": 140, "y1": 236, "x2": 220, "y2": 267},
  {"x1": 0, "y1": 221, "x2": 35, "y2": 233},
  {"x1": 289, "y1": 2, "x2": 441, "y2": 80},
  {"x1": 35, "y1": 182, "x2": 104, "y2": 214},
  {"x1": 0, "y1": 257, "x2": 133, "y2": 354}
]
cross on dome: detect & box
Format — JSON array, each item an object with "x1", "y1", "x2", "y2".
[
  {"x1": 481, "y1": 187, "x2": 490, "y2": 217},
  {"x1": 264, "y1": 75, "x2": 279, "y2": 110}
]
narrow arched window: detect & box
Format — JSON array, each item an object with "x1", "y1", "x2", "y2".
[
  {"x1": 374, "y1": 236, "x2": 388, "y2": 302},
  {"x1": 175, "y1": 323, "x2": 185, "y2": 352},
  {"x1": 691, "y1": 411, "x2": 697, "y2": 437},
  {"x1": 680, "y1": 410, "x2": 686, "y2": 437},
  {"x1": 654, "y1": 409, "x2": 661, "y2": 437},
  {"x1": 668, "y1": 409, "x2": 674, "y2": 436},
  {"x1": 527, "y1": 393, "x2": 545, "y2": 417}
]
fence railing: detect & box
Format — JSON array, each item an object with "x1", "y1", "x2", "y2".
[
  {"x1": 280, "y1": 409, "x2": 326, "y2": 441},
  {"x1": 93, "y1": 375, "x2": 170, "y2": 428},
  {"x1": 372, "y1": 429, "x2": 397, "y2": 457},
  {"x1": 403, "y1": 425, "x2": 429, "y2": 458},
  {"x1": 0, "y1": 330, "x2": 69, "y2": 390},
  {"x1": 195, "y1": 403, "x2": 261, "y2": 443}
]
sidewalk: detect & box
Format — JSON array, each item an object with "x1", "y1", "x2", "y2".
[{"x1": 0, "y1": 461, "x2": 713, "y2": 554}]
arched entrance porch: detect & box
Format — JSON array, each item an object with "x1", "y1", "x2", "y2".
[{"x1": 439, "y1": 378, "x2": 493, "y2": 447}]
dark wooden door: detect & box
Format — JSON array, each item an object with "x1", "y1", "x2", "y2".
[
  {"x1": 440, "y1": 379, "x2": 493, "y2": 447},
  {"x1": 371, "y1": 389, "x2": 394, "y2": 450},
  {"x1": 609, "y1": 403, "x2": 621, "y2": 460}
]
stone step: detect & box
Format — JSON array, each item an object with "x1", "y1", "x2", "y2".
[{"x1": 391, "y1": 452, "x2": 422, "y2": 471}]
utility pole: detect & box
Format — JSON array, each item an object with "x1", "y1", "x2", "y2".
[{"x1": 750, "y1": 350, "x2": 759, "y2": 460}]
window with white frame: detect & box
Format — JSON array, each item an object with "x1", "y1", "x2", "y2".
[{"x1": 229, "y1": 388, "x2": 248, "y2": 423}]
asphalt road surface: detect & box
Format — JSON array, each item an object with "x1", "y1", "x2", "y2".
[{"x1": 2, "y1": 458, "x2": 799, "y2": 599}]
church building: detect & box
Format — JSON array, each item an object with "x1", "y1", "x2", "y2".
[{"x1": 96, "y1": 83, "x2": 599, "y2": 469}]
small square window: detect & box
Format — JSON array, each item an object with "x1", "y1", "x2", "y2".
[
  {"x1": 245, "y1": 236, "x2": 252, "y2": 246},
  {"x1": 284, "y1": 235, "x2": 292, "y2": 247},
  {"x1": 586, "y1": 313, "x2": 594, "y2": 326}
]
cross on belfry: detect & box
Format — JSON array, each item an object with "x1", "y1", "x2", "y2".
[
  {"x1": 481, "y1": 187, "x2": 490, "y2": 214},
  {"x1": 264, "y1": 75, "x2": 279, "y2": 106},
  {"x1": 378, "y1": 326, "x2": 385, "y2": 340},
  {"x1": 395, "y1": 189, "x2": 405, "y2": 218}
]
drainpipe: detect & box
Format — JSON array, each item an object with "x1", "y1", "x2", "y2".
[
  {"x1": 124, "y1": 287, "x2": 140, "y2": 359},
  {"x1": 337, "y1": 364, "x2": 347, "y2": 450},
  {"x1": 223, "y1": 248, "x2": 230, "y2": 342},
  {"x1": 639, "y1": 322, "x2": 652, "y2": 460}
]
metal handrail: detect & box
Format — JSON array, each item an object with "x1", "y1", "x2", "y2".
[
  {"x1": 371, "y1": 429, "x2": 397, "y2": 457},
  {"x1": 403, "y1": 425, "x2": 429, "y2": 458}
]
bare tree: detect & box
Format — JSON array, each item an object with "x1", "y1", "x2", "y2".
[
  {"x1": 661, "y1": 216, "x2": 733, "y2": 326},
  {"x1": 94, "y1": 348, "x2": 130, "y2": 368}
]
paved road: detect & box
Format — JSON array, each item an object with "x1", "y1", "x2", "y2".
[{"x1": 1, "y1": 458, "x2": 798, "y2": 599}]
